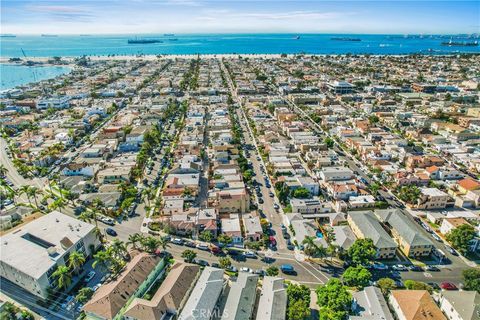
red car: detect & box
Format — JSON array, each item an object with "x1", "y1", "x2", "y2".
[
  {"x1": 440, "y1": 282, "x2": 457, "y2": 290},
  {"x1": 210, "y1": 246, "x2": 221, "y2": 254}
]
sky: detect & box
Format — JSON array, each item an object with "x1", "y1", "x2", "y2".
[{"x1": 1, "y1": 0, "x2": 479, "y2": 35}]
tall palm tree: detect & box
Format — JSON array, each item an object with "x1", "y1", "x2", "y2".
[
  {"x1": 52, "y1": 265, "x2": 72, "y2": 291},
  {"x1": 0, "y1": 164, "x2": 8, "y2": 177},
  {"x1": 141, "y1": 236, "x2": 161, "y2": 253},
  {"x1": 302, "y1": 236, "x2": 325, "y2": 259},
  {"x1": 127, "y1": 233, "x2": 145, "y2": 250},
  {"x1": 68, "y1": 251, "x2": 86, "y2": 274},
  {"x1": 92, "y1": 250, "x2": 111, "y2": 272},
  {"x1": 110, "y1": 239, "x2": 128, "y2": 259},
  {"x1": 19, "y1": 185, "x2": 32, "y2": 205},
  {"x1": 50, "y1": 197, "x2": 66, "y2": 213},
  {"x1": 26, "y1": 186, "x2": 40, "y2": 208}
]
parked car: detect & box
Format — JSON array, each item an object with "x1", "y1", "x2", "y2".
[
  {"x1": 226, "y1": 266, "x2": 238, "y2": 273},
  {"x1": 409, "y1": 265, "x2": 423, "y2": 272},
  {"x1": 171, "y1": 238, "x2": 184, "y2": 245},
  {"x1": 244, "y1": 251, "x2": 256, "y2": 258},
  {"x1": 273, "y1": 203, "x2": 280, "y2": 210},
  {"x1": 254, "y1": 269, "x2": 265, "y2": 276},
  {"x1": 258, "y1": 198, "x2": 264, "y2": 204},
  {"x1": 440, "y1": 282, "x2": 458, "y2": 290},
  {"x1": 425, "y1": 265, "x2": 440, "y2": 272},
  {"x1": 392, "y1": 264, "x2": 408, "y2": 271},
  {"x1": 85, "y1": 271, "x2": 96, "y2": 282},
  {"x1": 427, "y1": 282, "x2": 441, "y2": 290},
  {"x1": 241, "y1": 267, "x2": 252, "y2": 273},
  {"x1": 105, "y1": 228, "x2": 117, "y2": 236},
  {"x1": 432, "y1": 234, "x2": 442, "y2": 242},
  {"x1": 372, "y1": 262, "x2": 388, "y2": 270},
  {"x1": 196, "y1": 244, "x2": 209, "y2": 251},
  {"x1": 281, "y1": 264, "x2": 295, "y2": 274},
  {"x1": 446, "y1": 245, "x2": 459, "y2": 256},
  {"x1": 195, "y1": 259, "x2": 209, "y2": 267},
  {"x1": 185, "y1": 241, "x2": 196, "y2": 248}
]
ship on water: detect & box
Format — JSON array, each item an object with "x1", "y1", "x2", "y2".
[
  {"x1": 293, "y1": 35, "x2": 300, "y2": 40},
  {"x1": 41, "y1": 34, "x2": 58, "y2": 37},
  {"x1": 0, "y1": 34, "x2": 16, "y2": 38},
  {"x1": 441, "y1": 39, "x2": 478, "y2": 47},
  {"x1": 128, "y1": 37, "x2": 163, "y2": 44},
  {"x1": 164, "y1": 33, "x2": 175, "y2": 36},
  {"x1": 331, "y1": 37, "x2": 361, "y2": 41}
]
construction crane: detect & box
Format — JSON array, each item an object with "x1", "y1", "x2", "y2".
[{"x1": 20, "y1": 48, "x2": 37, "y2": 82}]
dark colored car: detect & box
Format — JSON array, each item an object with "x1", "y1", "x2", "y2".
[
  {"x1": 185, "y1": 241, "x2": 196, "y2": 248},
  {"x1": 105, "y1": 228, "x2": 117, "y2": 236}
]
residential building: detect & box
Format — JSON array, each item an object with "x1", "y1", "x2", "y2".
[
  {"x1": 440, "y1": 218, "x2": 470, "y2": 235},
  {"x1": 178, "y1": 267, "x2": 224, "y2": 320},
  {"x1": 347, "y1": 211, "x2": 397, "y2": 259},
  {"x1": 319, "y1": 167, "x2": 354, "y2": 182},
  {"x1": 290, "y1": 197, "x2": 333, "y2": 214},
  {"x1": 350, "y1": 286, "x2": 393, "y2": 320},
  {"x1": 255, "y1": 277, "x2": 287, "y2": 320},
  {"x1": 389, "y1": 290, "x2": 446, "y2": 320},
  {"x1": 439, "y1": 291, "x2": 480, "y2": 320},
  {"x1": 327, "y1": 81, "x2": 354, "y2": 94},
  {"x1": 83, "y1": 253, "x2": 163, "y2": 320},
  {"x1": 376, "y1": 209, "x2": 433, "y2": 257},
  {"x1": 416, "y1": 187, "x2": 450, "y2": 210},
  {"x1": 0, "y1": 211, "x2": 100, "y2": 299},
  {"x1": 221, "y1": 273, "x2": 258, "y2": 320},
  {"x1": 124, "y1": 263, "x2": 200, "y2": 320}
]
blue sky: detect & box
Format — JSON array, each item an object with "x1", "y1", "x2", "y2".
[{"x1": 1, "y1": 0, "x2": 479, "y2": 34}]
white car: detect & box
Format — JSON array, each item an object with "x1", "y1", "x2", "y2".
[
  {"x1": 244, "y1": 251, "x2": 256, "y2": 258},
  {"x1": 85, "y1": 271, "x2": 96, "y2": 282},
  {"x1": 172, "y1": 238, "x2": 184, "y2": 245},
  {"x1": 196, "y1": 243, "x2": 209, "y2": 251},
  {"x1": 240, "y1": 267, "x2": 252, "y2": 273}
]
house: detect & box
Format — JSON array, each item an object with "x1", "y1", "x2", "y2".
[
  {"x1": 389, "y1": 290, "x2": 446, "y2": 320},
  {"x1": 457, "y1": 178, "x2": 480, "y2": 194},
  {"x1": 376, "y1": 209, "x2": 433, "y2": 257},
  {"x1": 290, "y1": 197, "x2": 333, "y2": 214},
  {"x1": 416, "y1": 188, "x2": 450, "y2": 210},
  {"x1": 347, "y1": 211, "x2": 397, "y2": 259},
  {"x1": 221, "y1": 217, "x2": 243, "y2": 245},
  {"x1": 123, "y1": 263, "x2": 200, "y2": 320},
  {"x1": 0, "y1": 211, "x2": 100, "y2": 299},
  {"x1": 440, "y1": 218, "x2": 470, "y2": 235},
  {"x1": 319, "y1": 167, "x2": 354, "y2": 182},
  {"x1": 83, "y1": 253, "x2": 163, "y2": 320},
  {"x1": 242, "y1": 215, "x2": 263, "y2": 242},
  {"x1": 327, "y1": 81, "x2": 354, "y2": 94},
  {"x1": 178, "y1": 267, "x2": 224, "y2": 320},
  {"x1": 36, "y1": 96, "x2": 70, "y2": 109},
  {"x1": 350, "y1": 286, "x2": 393, "y2": 320},
  {"x1": 255, "y1": 277, "x2": 287, "y2": 320},
  {"x1": 210, "y1": 188, "x2": 250, "y2": 214},
  {"x1": 348, "y1": 195, "x2": 376, "y2": 209},
  {"x1": 221, "y1": 273, "x2": 258, "y2": 320},
  {"x1": 97, "y1": 166, "x2": 131, "y2": 184},
  {"x1": 439, "y1": 291, "x2": 480, "y2": 320},
  {"x1": 332, "y1": 225, "x2": 357, "y2": 251}
]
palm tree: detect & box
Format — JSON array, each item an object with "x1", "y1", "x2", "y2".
[
  {"x1": 0, "y1": 164, "x2": 8, "y2": 177},
  {"x1": 19, "y1": 185, "x2": 32, "y2": 205},
  {"x1": 50, "y1": 197, "x2": 66, "y2": 213},
  {"x1": 52, "y1": 265, "x2": 72, "y2": 291},
  {"x1": 92, "y1": 250, "x2": 111, "y2": 272},
  {"x1": 27, "y1": 186, "x2": 40, "y2": 208},
  {"x1": 158, "y1": 236, "x2": 169, "y2": 251},
  {"x1": 110, "y1": 239, "x2": 128, "y2": 259},
  {"x1": 127, "y1": 233, "x2": 145, "y2": 250},
  {"x1": 141, "y1": 236, "x2": 161, "y2": 253},
  {"x1": 302, "y1": 236, "x2": 326, "y2": 259},
  {"x1": 68, "y1": 251, "x2": 86, "y2": 274}
]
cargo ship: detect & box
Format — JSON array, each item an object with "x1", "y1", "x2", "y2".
[
  {"x1": 0, "y1": 34, "x2": 16, "y2": 38},
  {"x1": 441, "y1": 40, "x2": 478, "y2": 47},
  {"x1": 128, "y1": 38, "x2": 163, "y2": 44},
  {"x1": 331, "y1": 37, "x2": 361, "y2": 41}
]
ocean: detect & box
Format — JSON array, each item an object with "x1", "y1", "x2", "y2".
[
  {"x1": 0, "y1": 64, "x2": 71, "y2": 90},
  {"x1": 1, "y1": 34, "x2": 479, "y2": 58},
  {"x1": 1, "y1": 34, "x2": 478, "y2": 90}
]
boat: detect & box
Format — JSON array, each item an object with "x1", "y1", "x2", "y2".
[
  {"x1": 293, "y1": 35, "x2": 300, "y2": 40},
  {"x1": 41, "y1": 34, "x2": 58, "y2": 37},
  {"x1": 164, "y1": 33, "x2": 175, "y2": 36},
  {"x1": 169, "y1": 38, "x2": 179, "y2": 41},
  {"x1": 441, "y1": 40, "x2": 478, "y2": 47},
  {"x1": 331, "y1": 37, "x2": 361, "y2": 41},
  {"x1": 0, "y1": 34, "x2": 16, "y2": 38},
  {"x1": 128, "y1": 38, "x2": 163, "y2": 44}
]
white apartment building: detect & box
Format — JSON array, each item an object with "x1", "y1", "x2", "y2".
[{"x1": 0, "y1": 211, "x2": 100, "y2": 299}]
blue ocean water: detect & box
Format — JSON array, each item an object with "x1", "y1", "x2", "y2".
[
  {"x1": 1, "y1": 34, "x2": 479, "y2": 57},
  {"x1": 0, "y1": 64, "x2": 71, "y2": 90}
]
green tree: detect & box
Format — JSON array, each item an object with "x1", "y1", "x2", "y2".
[
  {"x1": 199, "y1": 230, "x2": 214, "y2": 243},
  {"x1": 368, "y1": 115, "x2": 379, "y2": 124},
  {"x1": 127, "y1": 233, "x2": 145, "y2": 250},
  {"x1": 141, "y1": 236, "x2": 161, "y2": 253},
  {"x1": 266, "y1": 265, "x2": 279, "y2": 276},
  {"x1": 396, "y1": 185, "x2": 421, "y2": 204},
  {"x1": 293, "y1": 187, "x2": 311, "y2": 199},
  {"x1": 446, "y1": 224, "x2": 476, "y2": 254},
  {"x1": 316, "y1": 279, "x2": 352, "y2": 318},
  {"x1": 217, "y1": 233, "x2": 232, "y2": 245},
  {"x1": 324, "y1": 137, "x2": 334, "y2": 148},
  {"x1": 342, "y1": 266, "x2": 372, "y2": 288},
  {"x1": 219, "y1": 257, "x2": 232, "y2": 269},
  {"x1": 52, "y1": 265, "x2": 72, "y2": 290},
  {"x1": 75, "y1": 287, "x2": 94, "y2": 304},
  {"x1": 0, "y1": 302, "x2": 34, "y2": 320},
  {"x1": 287, "y1": 283, "x2": 311, "y2": 303},
  {"x1": 288, "y1": 299, "x2": 310, "y2": 320},
  {"x1": 462, "y1": 268, "x2": 480, "y2": 292},
  {"x1": 346, "y1": 239, "x2": 376, "y2": 266},
  {"x1": 404, "y1": 280, "x2": 433, "y2": 293},
  {"x1": 182, "y1": 249, "x2": 197, "y2": 263},
  {"x1": 377, "y1": 278, "x2": 396, "y2": 295},
  {"x1": 68, "y1": 251, "x2": 86, "y2": 274},
  {"x1": 302, "y1": 236, "x2": 325, "y2": 259}
]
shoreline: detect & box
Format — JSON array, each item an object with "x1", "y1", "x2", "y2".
[{"x1": 1, "y1": 52, "x2": 478, "y2": 64}]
